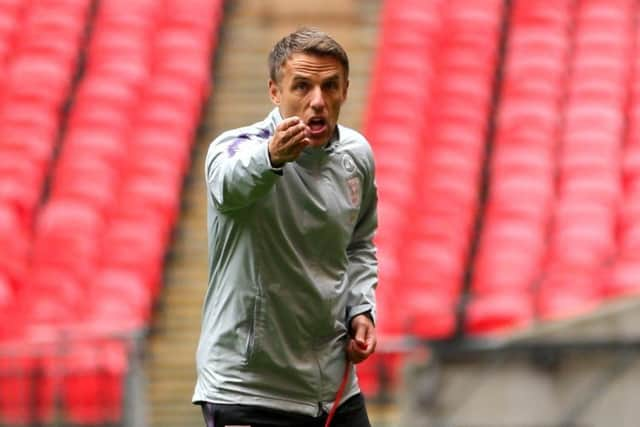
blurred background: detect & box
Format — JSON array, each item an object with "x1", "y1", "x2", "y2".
[{"x1": 1, "y1": 0, "x2": 640, "y2": 426}]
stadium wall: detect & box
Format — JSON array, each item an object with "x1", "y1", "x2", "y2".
[{"x1": 397, "y1": 299, "x2": 640, "y2": 427}]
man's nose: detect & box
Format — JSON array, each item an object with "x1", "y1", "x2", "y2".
[{"x1": 310, "y1": 86, "x2": 325, "y2": 110}]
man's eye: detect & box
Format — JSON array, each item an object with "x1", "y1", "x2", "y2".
[
  {"x1": 294, "y1": 82, "x2": 308, "y2": 91},
  {"x1": 324, "y1": 81, "x2": 338, "y2": 90}
]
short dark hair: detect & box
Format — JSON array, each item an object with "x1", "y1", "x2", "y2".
[{"x1": 268, "y1": 27, "x2": 349, "y2": 83}]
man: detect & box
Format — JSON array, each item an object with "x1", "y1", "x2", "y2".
[{"x1": 193, "y1": 28, "x2": 378, "y2": 427}]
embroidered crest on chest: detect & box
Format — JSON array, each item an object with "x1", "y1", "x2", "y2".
[{"x1": 347, "y1": 176, "x2": 361, "y2": 208}]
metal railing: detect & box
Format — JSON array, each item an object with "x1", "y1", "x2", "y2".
[{"x1": 0, "y1": 326, "x2": 148, "y2": 427}]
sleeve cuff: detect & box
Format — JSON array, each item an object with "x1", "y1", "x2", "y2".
[
  {"x1": 347, "y1": 305, "x2": 376, "y2": 328},
  {"x1": 264, "y1": 143, "x2": 283, "y2": 175}
]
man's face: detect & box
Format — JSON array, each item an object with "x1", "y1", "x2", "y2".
[{"x1": 269, "y1": 53, "x2": 349, "y2": 147}]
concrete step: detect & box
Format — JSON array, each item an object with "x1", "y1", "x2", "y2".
[
  {"x1": 151, "y1": 300, "x2": 203, "y2": 316},
  {"x1": 152, "y1": 312, "x2": 202, "y2": 327}
]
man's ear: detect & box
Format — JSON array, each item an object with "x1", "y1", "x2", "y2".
[
  {"x1": 269, "y1": 79, "x2": 280, "y2": 105},
  {"x1": 343, "y1": 78, "x2": 350, "y2": 101}
]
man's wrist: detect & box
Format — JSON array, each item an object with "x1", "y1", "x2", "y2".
[
  {"x1": 267, "y1": 144, "x2": 284, "y2": 169},
  {"x1": 349, "y1": 311, "x2": 374, "y2": 335},
  {"x1": 266, "y1": 143, "x2": 284, "y2": 174}
]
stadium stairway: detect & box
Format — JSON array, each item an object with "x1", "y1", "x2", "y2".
[{"x1": 145, "y1": 1, "x2": 383, "y2": 426}]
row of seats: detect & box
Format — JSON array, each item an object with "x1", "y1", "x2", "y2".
[
  {"x1": 361, "y1": 0, "x2": 443, "y2": 397},
  {"x1": 0, "y1": 0, "x2": 90, "y2": 229},
  {"x1": 613, "y1": 40, "x2": 640, "y2": 297},
  {"x1": 0, "y1": 0, "x2": 223, "y2": 424},
  {"x1": 361, "y1": 0, "x2": 505, "y2": 396},
  {"x1": 398, "y1": 0, "x2": 504, "y2": 340},
  {"x1": 465, "y1": 0, "x2": 575, "y2": 334},
  {"x1": 538, "y1": 0, "x2": 635, "y2": 320},
  {"x1": 0, "y1": 0, "x2": 90, "y2": 318}
]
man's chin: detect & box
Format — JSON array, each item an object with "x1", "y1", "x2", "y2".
[{"x1": 307, "y1": 136, "x2": 328, "y2": 147}]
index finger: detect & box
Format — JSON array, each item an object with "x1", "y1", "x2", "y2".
[{"x1": 278, "y1": 116, "x2": 302, "y2": 131}]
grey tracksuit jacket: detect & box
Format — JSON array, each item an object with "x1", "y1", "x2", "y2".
[{"x1": 193, "y1": 108, "x2": 378, "y2": 416}]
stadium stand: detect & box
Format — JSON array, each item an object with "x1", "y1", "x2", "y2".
[
  {"x1": 363, "y1": 0, "x2": 504, "y2": 394},
  {"x1": 6, "y1": 0, "x2": 640, "y2": 422},
  {"x1": 397, "y1": 0, "x2": 504, "y2": 340},
  {"x1": 537, "y1": 0, "x2": 633, "y2": 320},
  {"x1": 360, "y1": 0, "x2": 640, "y2": 403},
  {"x1": 362, "y1": 0, "x2": 441, "y2": 396},
  {"x1": 0, "y1": 0, "x2": 223, "y2": 425},
  {"x1": 0, "y1": 0, "x2": 92, "y2": 422},
  {"x1": 609, "y1": 7, "x2": 640, "y2": 298},
  {"x1": 0, "y1": 0, "x2": 89, "y2": 229}
]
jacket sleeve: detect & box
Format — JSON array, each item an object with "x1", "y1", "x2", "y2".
[
  {"x1": 345, "y1": 150, "x2": 379, "y2": 327},
  {"x1": 205, "y1": 130, "x2": 281, "y2": 213}
]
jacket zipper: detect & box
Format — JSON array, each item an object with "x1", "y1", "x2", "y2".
[{"x1": 244, "y1": 295, "x2": 261, "y2": 364}]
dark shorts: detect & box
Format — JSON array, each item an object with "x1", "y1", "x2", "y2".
[{"x1": 199, "y1": 393, "x2": 371, "y2": 427}]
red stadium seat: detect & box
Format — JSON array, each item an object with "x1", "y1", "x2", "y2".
[
  {"x1": 0, "y1": 203, "x2": 28, "y2": 285},
  {"x1": 491, "y1": 145, "x2": 553, "y2": 176},
  {"x1": 36, "y1": 200, "x2": 103, "y2": 235},
  {"x1": 19, "y1": 31, "x2": 80, "y2": 62},
  {"x1": 0, "y1": 101, "x2": 58, "y2": 136},
  {"x1": 63, "y1": 129, "x2": 127, "y2": 164},
  {"x1": 619, "y1": 221, "x2": 640, "y2": 253},
  {"x1": 90, "y1": 268, "x2": 152, "y2": 326},
  {"x1": 129, "y1": 128, "x2": 191, "y2": 172},
  {"x1": 577, "y1": 3, "x2": 629, "y2": 25},
  {"x1": 622, "y1": 144, "x2": 640, "y2": 183},
  {"x1": 0, "y1": 0, "x2": 22, "y2": 13},
  {"x1": 604, "y1": 258, "x2": 640, "y2": 298},
  {"x1": 144, "y1": 75, "x2": 200, "y2": 109},
  {"x1": 156, "y1": 28, "x2": 211, "y2": 55},
  {"x1": 50, "y1": 170, "x2": 119, "y2": 213},
  {"x1": 97, "y1": 0, "x2": 156, "y2": 17},
  {"x1": 88, "y1": 57, "x2": 150, "y2": 87},
  {"x1": 101, "y1": 218, "x2": 168, "y2": 296},
  {"x1": 74, "y1": 76, "x2": 139, "y2": 110},
  {"x1": 6, "y1": 56, "x2": 73, "y2": 98},
  {"x1": 402, "y1": 241, "x2": 467, "y2": 293},
  {"x1": 559, "y1": 173, "x2": 621, "y2": 205},
  {"x1": 465, "y1": 292, "x2": 534, "y2": 335},
  {"x1": 26, "y1": 267, "x2": 85, "y2": 318},
  {"x1": 63, "y1": 339, "x2": 127, "y2": 425},
  {"x1": 537, "y1": 281, "x2": 604, "y2": 321},
  {"x1": 155, "y1": 53, "x2": 211, "y2": 96},
  {"x1": 0, "y1": 272, "x2": 13, "y2": 308},
  {"x1": 89, "y1": 30, "x2": 150, "y2": 60},
  {"x1": 473, "y1": 247, "x2": 542, "y2": 295},
  {"x1": 0, "y1": 153, "x2": 44, "y2": 224},
  {"x1": 490, "y1": 174, "x2": 554, "y2": 208},
  {"x1": 403, "y1": 290, "x2": 458, "y2": 339},
  {"x1": 1, "y1": 123, "x2": 58, "y2": 161},
  {"x1": 137, "y1": 101, "x2": 197, "y2": 136},
  {"x1": 619, "y1": 194, "x2": 640, "y2": 227},
  {"x1": 68, "y1": 104, "x2": 131, "y2": 135}
]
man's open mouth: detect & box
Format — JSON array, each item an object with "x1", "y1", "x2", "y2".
[{"x1": 307, "y1": 117, "x2": 327, "y2": 136}]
